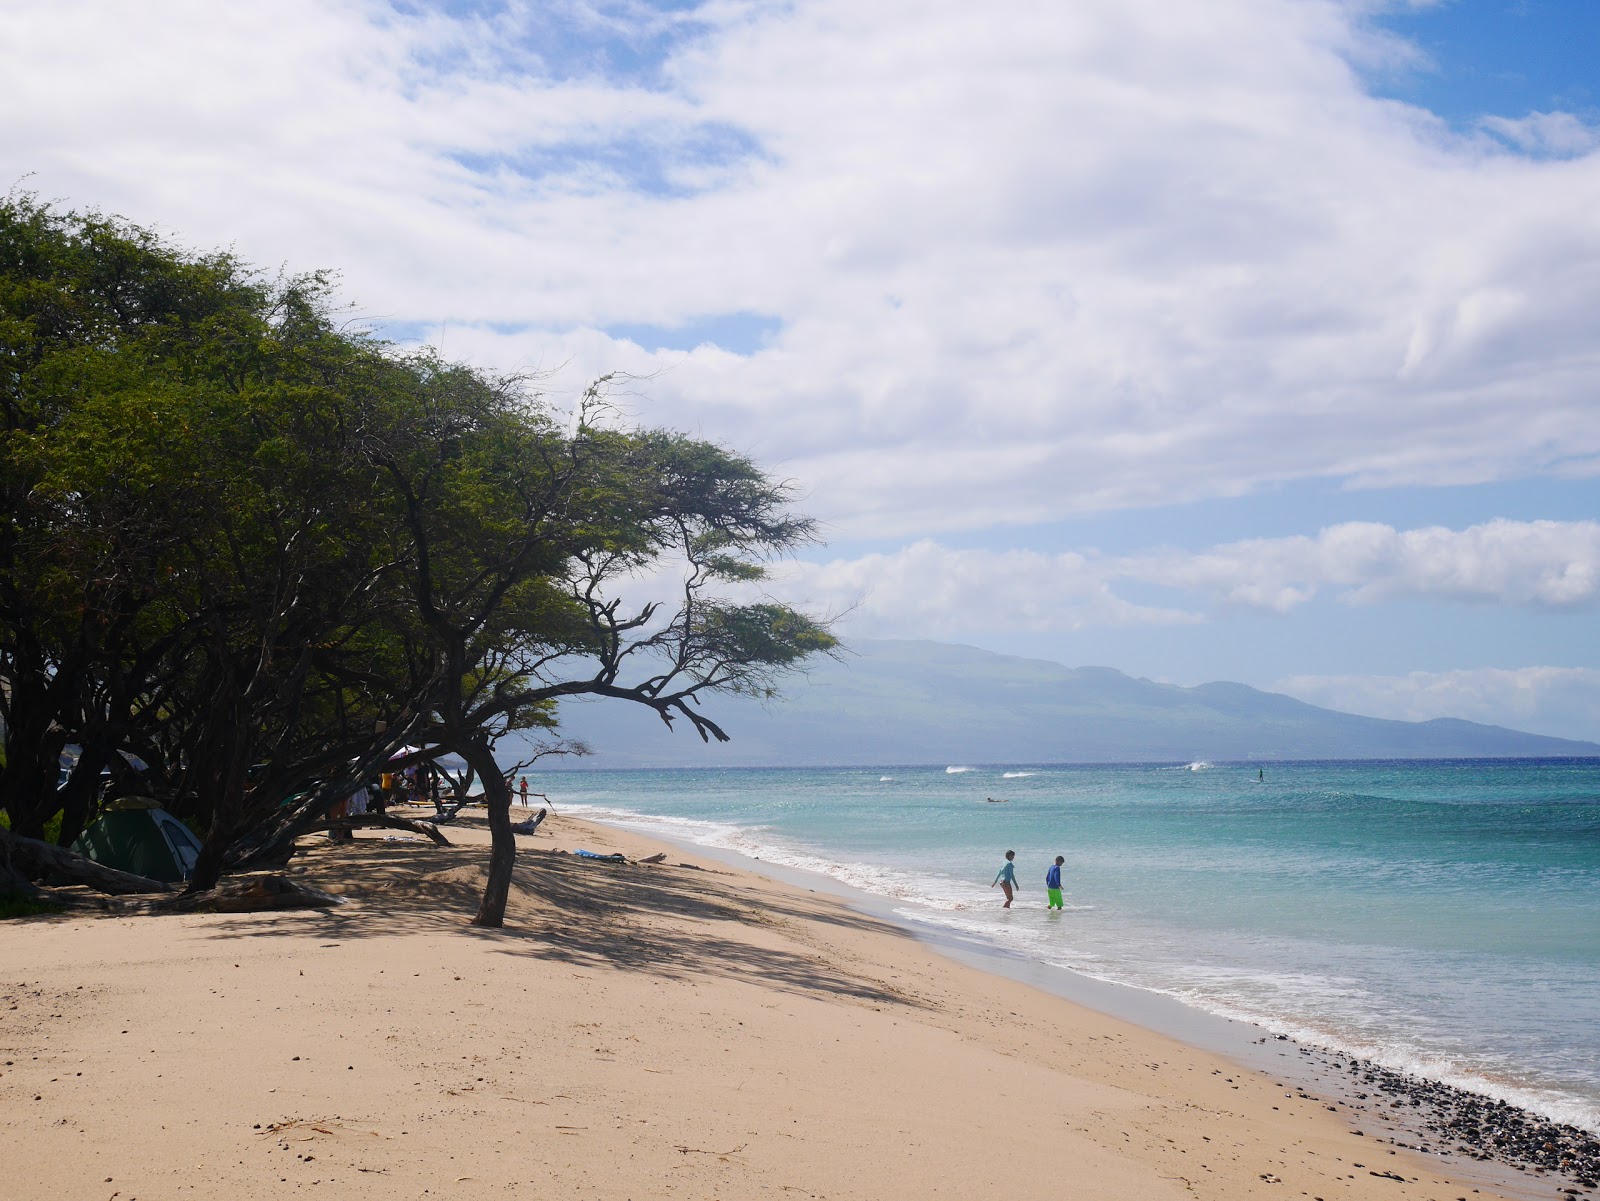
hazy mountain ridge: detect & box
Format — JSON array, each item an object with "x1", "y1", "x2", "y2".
[{"x1": 533, "y1": 639, "x2": 1600, "y2": 768}]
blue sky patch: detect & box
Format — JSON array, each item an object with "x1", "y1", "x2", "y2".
[
  {"x1": 604, "y1": 311, "x2": 784, "y2": 354},
  {"x1": 392, "y1": 0, "x2": 713, "y2": 90},
  {"x1": 1362, "y1": 0, "x2": 1598, "y2": 131},
  {"x1": 447, "y1": 121, "x2": 763, "y2": 197}
]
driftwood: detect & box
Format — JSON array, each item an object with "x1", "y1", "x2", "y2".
[
  {"x1": 510, "y1": 807, "x2": 548, "y2": 836},
  {"x1": 422, "y1": 797, "x2": 481, "y2": 825},
  {"x1": 101, "y1": 875, "x2": 344, "y2": 915},
  {"x1": 0, "y1": 828, "x2": 171, "y2": 895},
  {"x1": 303, "y1": 813, "x2": 452, "y2": 846}
]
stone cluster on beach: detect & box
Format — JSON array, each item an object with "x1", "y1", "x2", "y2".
[{"x1": 1314, "y1": 1048, "x2": 1600, "y2": 1192}]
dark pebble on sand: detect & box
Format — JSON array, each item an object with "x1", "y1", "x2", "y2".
[{"x1": 1318, "y1": 1053, "x2": 1600, "y2": 1188}]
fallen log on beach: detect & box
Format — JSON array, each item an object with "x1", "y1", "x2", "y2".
[
  {"x1": 420, "y1": 798, "x2": 477, "y2": 825},
  {"x1": 0, "y1": 828, "x2": 172, "y2": 895},
  {"x1": 511, "y1": 807, "x2": 548, "y2": 835},
  {"x1": 303, "y1": 814, "x2": 453, "y2": 845}
]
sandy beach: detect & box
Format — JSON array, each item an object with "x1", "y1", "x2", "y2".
[{"x1": 1, "y1": 812, "x2": 1531, "y2": 1201}]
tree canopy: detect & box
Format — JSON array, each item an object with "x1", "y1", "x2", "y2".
[{"x1": 0, "y1": 194, "x2": 834, "y2": 924}]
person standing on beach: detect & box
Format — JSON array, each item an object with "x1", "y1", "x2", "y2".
[
  {"x1": 992, "y1": 850, "x2": 1020, "y2": 908},
  {"x1": 519, "y1": 776, "x2": 529, "y2": 805},
  {"x1": 1045, "y1": 855, "x2": 1065, "y2": 910}
]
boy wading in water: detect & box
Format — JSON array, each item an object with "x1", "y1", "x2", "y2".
[
  {"x1": 1045, "y1": 855, "x2": 1065, "y2": 910},
  {"x1": 992, "y1": 850, "x2": 1020, "y2": 907}
]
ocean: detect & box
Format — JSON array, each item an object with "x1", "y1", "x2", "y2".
[{"x1": 539, "y1": 757, "x2": 1600, "y2": 1134}]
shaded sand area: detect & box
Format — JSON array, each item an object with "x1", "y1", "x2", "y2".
[{"x1": 2, "y1": 814, "x2": 1522, "y2": 1201}]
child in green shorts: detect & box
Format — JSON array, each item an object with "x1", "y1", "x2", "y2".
[{"x1": 1045, "y1": 855, "x2": 1065, "y2": 910}]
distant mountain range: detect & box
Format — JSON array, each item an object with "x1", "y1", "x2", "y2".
[{"x1": 529, "y1": 639, "x2": 1600, "y2": 768}]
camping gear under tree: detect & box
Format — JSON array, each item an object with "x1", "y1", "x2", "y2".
[{"x1": 70, "y1": 799, "x2": 203, "y2": 883}]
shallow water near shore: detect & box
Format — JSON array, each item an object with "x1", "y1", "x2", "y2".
[{"x1": 538, "y1": 757, "x2": 1600, "y2": 1134}]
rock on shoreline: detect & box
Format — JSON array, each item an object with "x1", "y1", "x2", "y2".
[{"x1": 1304, "y1": 1044, "x2": 1600, "y2": 1191}]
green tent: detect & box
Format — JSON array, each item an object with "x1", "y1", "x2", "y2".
[{"x1": 71, "y1": 801, "x2": 202, "y2": 883}]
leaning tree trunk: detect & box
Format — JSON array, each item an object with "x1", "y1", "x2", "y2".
[
  {"x1": 0, "y1": 828, "x2": 171, "y2": 895},
  {"x1": 0, "y1": 834, "x2": 40, "y2": 899},
  {"x1": 465, "y1": 739, "x2": 515, "y2": 928}
]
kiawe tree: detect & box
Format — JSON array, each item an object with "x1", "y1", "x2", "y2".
[
  {"x1": 0, "y1": 195, "x2": 835, "y2": 923},
  {"x1": 360, "y1": 365, "x2": 833, "y2": 925}
]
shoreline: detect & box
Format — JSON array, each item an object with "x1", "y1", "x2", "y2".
[
  {"x1": 533, "y1": 766, "x2": 1600, "y2": 1146},
  {"x1": 570, "y1": 802, "x2": 1600, "y2": 1196},
  {"x1": 0, "y1": 809, "x2": 1585, "y2": 1200}
]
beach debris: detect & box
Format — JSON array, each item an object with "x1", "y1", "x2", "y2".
[
  {"x1": 639, "y1": 852, "x2": 667, "y2": 864},
  {"x1": 1367, "y1": 1170, "x2": 1406, "y2": 1181}
]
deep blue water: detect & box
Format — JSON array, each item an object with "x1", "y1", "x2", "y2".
[{"x1": 537, "y1": 758, "x2": 1600, "y2": 1131}]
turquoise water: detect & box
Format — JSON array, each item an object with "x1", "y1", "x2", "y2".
[{"x1": 542, "y1": 758, "x2": 1600, "y2": 1131}]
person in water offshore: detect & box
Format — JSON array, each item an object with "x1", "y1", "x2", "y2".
[
  {"x1": 992, "y1": 850, "x2": 1020, "y2": 908},
  {"x1": 1045, "y1": 855, "x2": 1065, "y2": 910}
]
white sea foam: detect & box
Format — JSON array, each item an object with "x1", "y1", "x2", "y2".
[
  {"x1": 567, "y1": 804, "x2": 1120, "y2": 938},
  {"x1": 1002, "y1": 771, "x2": 1035, "y2": 779},
  {"x1": 1029, "y1": 954, "x2": 1600, "y2": 1135},
  {"x1": 898, "y1": 910, "x2": 1600, "y2": 1133},
  {"x1": 945, "y1": 765, "x2": 974, "y2": 774},
  {"x1": 879, "y1": 776, "x2": 895, "y2": 782},
  {"x1": 1187, "y1": 760, "x2": 1212, "y2": 771},
  {"x1": 1166, "y1": 994, "x2": 1600, "y2": 1134},
  {"x1": 559, "y1": 801, "x2": 985, "y2": 913}
]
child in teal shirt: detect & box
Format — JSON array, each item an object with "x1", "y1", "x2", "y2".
[{"x1": 992, "y1": 850, "x2": 1020, "y2": 908}]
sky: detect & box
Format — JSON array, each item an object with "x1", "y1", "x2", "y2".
[{"x1": 3, "y1": 0, "x2": 1598, "y2": 740}]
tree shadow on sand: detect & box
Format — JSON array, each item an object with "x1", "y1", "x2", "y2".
[{"x1": 194, "y1": 836, "x2": 919, "y2": 1008}]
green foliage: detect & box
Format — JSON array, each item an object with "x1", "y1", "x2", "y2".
[{"x1": 1, "y1": 194, "x2": 833, "y2": 889}]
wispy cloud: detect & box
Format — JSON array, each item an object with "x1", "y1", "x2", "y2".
[
  {"x1": 770, "y1": 519, "x2": 1600, "y2": 635},
  {"x1": 1274, "y1": 666, "x2": 1600, "y2": 743},
  {"x1": 1118, "y1": 518, "x2": 1600, "y2": 611},
  {"x1": 778, "y1": 540, "x2": 1204, "y2": 636},
  {"x1": 1480, "y1": 111, "x2": 1600, "y2": 157}
]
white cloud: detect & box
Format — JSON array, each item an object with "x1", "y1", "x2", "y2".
[
  {"x1": 772, "y1": 540, "x2": 1203, "y2": 637},
  {"x1": 768, "y1": 519, "x2": 1600, "y2": 636},
  {"x1": 1119, "y1": 518, "x2": 1600, "y2": 611},
  {"x1": 5, "y1": 0, "x2": 1600, "y2": 539},
  {"x1": 1274, "y1": 666, "x2": 1600, "y2": 743}
]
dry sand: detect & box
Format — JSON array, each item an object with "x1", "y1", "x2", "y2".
[{"x1": 2, "y1": 812, "x2": 1521, "y2": 1201}]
